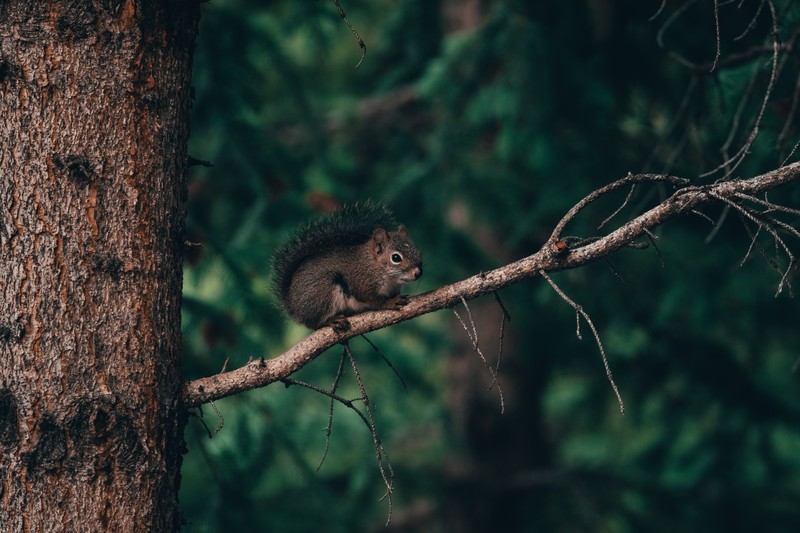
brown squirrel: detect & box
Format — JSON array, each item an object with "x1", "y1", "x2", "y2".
[{"x1": 272, "y1": 202, "x2": 423, "y2": 330}]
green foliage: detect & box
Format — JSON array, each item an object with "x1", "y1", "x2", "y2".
[{"x1": 182, "y1": 0, "x2": 800, "y2": 531}]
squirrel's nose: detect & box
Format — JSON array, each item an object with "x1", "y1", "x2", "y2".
[{"x1": 412, "y1": 266, "x2": 422, "y2": 280}]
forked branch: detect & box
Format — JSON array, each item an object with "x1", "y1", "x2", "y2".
[{"x1": 182, "y1": 160, "x2": 800, "y2": 408}]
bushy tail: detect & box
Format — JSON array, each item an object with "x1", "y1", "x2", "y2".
[{"x1": 271, "y1": 201, "x2": 397, "y2": 303}]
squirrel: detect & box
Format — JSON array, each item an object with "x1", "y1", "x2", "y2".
[{"x1": 271, "y1": 201, "x2": 423, "y2": 330}]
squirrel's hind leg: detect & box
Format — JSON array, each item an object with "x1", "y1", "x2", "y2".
[
  {"x1": 327, "y1": 315, "x2": 351, "y2": 333},
  {"x1": 385, "y1": 294, "x2": 409, "y2": 310}
]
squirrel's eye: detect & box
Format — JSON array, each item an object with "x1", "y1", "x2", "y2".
[{"x1": 390, "y1": 252, "x2": 403, "y2": 264}]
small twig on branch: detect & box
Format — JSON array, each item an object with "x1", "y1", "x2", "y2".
[
  {"x1": 740, "y1": 224, "x2": 764, "y2": 266},
  {"x1": 490, "y1": 300, "x2": 507, "y2": 395},
  {"x1": 331, "y1": 0, "x2": 367, "y2": 69},
  {"x1": 181, "y1": 161, "x2": 800, "y2": 409},
  {"x1": 539, "y1": 271, "x2": 625, "y2": 415},
  {"x1": 280, "y1": 350, "x2": 395, "y2": 523},
  {"x1": 716, "y1": 61, "x2": 760, "y2": 176},
  {"x1": 603, "y1": 257, "x2": 627, "y2": 284},
  {"x1": 452, "y1": 295, "x2": 505, "y2": 413},
  {"x1": 187, "y1": 155, "x2": 214, "y2": 168},
  {"x1": 737, "y1": 211, "x2": 783, "y2": 273},
  {"x1": 360, "y1": 334, "x2": 407, "y2": 391},
  {"x1": 691, "y1": 208, "x2": 716, "y2": 225},
  {"x1": 550, "y1": 173, "x2": 689, "y2": 241},
  {"x1": 643, "y1": 228, "x2": 665, "y2": 267},
  {"x1": 317, "y1": 349, "x2": 347, "y2": 471},
  {"x1": 710, "y1": 190, "x2": 795, "y2": 294},
  {"x1": 493, "y1": 291, "x2": 512, "y2": 322},
  {"x1": 711, "y1": 0, "x2": 722, "y2": 72},
  {"x1": 190, "y1": 406, "x2": 215, "y2": 440},
  {"x1": 735, "y1": 192, "x2": 800, "y2": 218},
  {"x1": 701, "y1": 0, "x2": 780, "y2": 181},
  {"x1": 489, "y1": 291, "x2": 511, "y2": 395},
  {"x1": 598, "y1": 184, "x2": 637, "y2": 230},
  {"x1": 344, "y1": 344, "x2": 394, "y2": 524},
  {"x1": 208, "y1": 356, "x2": 230, "y2": 434},
  {"x1": 735, "y1": 0, "x2": 765, "y2": 41}
]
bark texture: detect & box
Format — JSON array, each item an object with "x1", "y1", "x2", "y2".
[
  {"x1": 0, "y1": 2, "x2": 197, "y2": 531},
  {"x1": 182, "y1": 160, "x2": 800, "y2": 408}
]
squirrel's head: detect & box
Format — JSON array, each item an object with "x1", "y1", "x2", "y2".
[{"x1": 370, "y1": 225, "x2": 423, "y2": 284}]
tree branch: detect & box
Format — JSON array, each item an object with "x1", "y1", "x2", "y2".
[{"x1": 181, "y1": 161, "x2": 800, "y2": 408}]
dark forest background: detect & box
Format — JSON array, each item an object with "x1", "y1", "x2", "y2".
[{"x1": 179, "y1": 1, "x2": 800, "y2": 531}]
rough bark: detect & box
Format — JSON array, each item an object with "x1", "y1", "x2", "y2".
[
  {"x1": 0, "y1": 2, "x2": 197, "y2": 531},
  {"x1": 182, "y1": 160, "x2": 800, "y2": 408}
]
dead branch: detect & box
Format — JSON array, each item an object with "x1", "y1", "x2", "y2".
[
  {"x1": 452, "y1": 295, "x2": 505, "y2": 413},
  {"x1": 181, "y1": 160, "x2": 800, "y2": 408},
  {"x1": 331, "y1": 0, "x2": 367, "y2": 69},
  {"x1": 701, "y1": 0, "x2": 780, "y2": 181},
  {"x1": 540, "y1": 271, "x2": 625, "y2": 414}
]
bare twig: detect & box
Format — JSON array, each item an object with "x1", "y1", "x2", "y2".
[
  {"x1": 734, "y1": 192, "x2": 800, "y2": 217},
  {"x1": 316, "y1": 349, "x2": 347, "y2": 471},
  {"x1": 281, "y1": 375, "x2": 373, "y2": 421},
  {"x1": 187, "y1": 155, "x2": 214, "y2": 168},
  {"x1": 281, "y1": 345, "x2": 395, "y2": 523},
  {"x1": 649, "y1": 0, "x2": 667, "y2": 21},
  {"x1": 453, "y1": 296, "x2": 505, "y2": 413},
  {"x1": 691, "y1": 208, "x2": 717, "y2": 225},
  {"x1": 711, "y1": 0, "x2": 722, "y2": 72},
  {"x1": 711, "y1": 191, "x2": 795, "y2": 294},
  {"x1": 210, "y1": 401, "x2": 224, "y2": 434},
  {"x1": 599, "y1": 184, "x2": 638, "y2": 230},
  {"x1": 344, "y1": 344, "x2": 394, "y2": 524},
  {"x1": 551, "y1": 173, "x2": 688, "y2": 241},
  {"x1": 740, "y1": 224, "x2": 764, "y2": 266},
  {"x1": 493, "y1": 291, "x2": 513, "y2": 322},
  {"x1": 331, "y1": 0, "x2": 367, "y2": 69},
  {"x1": 696, "y1": 35, "x2": 793, "y2": 72},
  {"x1": 208, "y1": 356, "x2": 231, "y2": 434},
  {"x1": 360, "y1": 335, "x2": 407, "y2": 391},
  {"x1": 603, "y1": 257, "x2": 627, "y2": 284},
  {"x1": 643, "y1": 228, "x2": 665, "y2": 267},
  {"x1": 190, "y1": 406, "x2": 215, "y2": 440},
  {"x1": 488, "y1": 300, "x2": 507, "y2": 395},
  {"x1": 718, "y1": 61, "x2": 761, "y2": 169},
  {"x1": 539, "y1": 271, "x2": 625, "y2": 415},
  {"x1": 737, "y1": 211, "x2": 782, "y2": 272},
  {"x1": 701, "y1": 0, "x2": 780, "y2": 181},
  {"x1": 735, "y1": 0, "x2": 766, "y2": 41},
  {"x1": 782, "y1": 138, "x2": 800, "y2": 166}
]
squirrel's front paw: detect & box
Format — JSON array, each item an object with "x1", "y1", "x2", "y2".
[
  {"x1": 386, "y1": 295, "x2": 409, "y2": 310},
  {"x1": 328, "y1": 315, "x2": 352, "y2": 333}
]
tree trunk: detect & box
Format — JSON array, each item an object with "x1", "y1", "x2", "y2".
[{"x1": 0, "y1": 2, "x2": 197, "y2": 530}]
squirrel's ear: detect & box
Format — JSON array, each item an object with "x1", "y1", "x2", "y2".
[
  {"x1": 396, "y1": 225, "x2": 408, "y2": 237},
  {"x1": 372, "y1": 227, "x2": 389, "y2": 254}
]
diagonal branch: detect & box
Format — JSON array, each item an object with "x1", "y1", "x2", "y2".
[{"x1": 182, "y1": 161, "x2": 800, "y2": 408}]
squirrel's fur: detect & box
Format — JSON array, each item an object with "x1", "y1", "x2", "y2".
[{"x1": 271, "y1": 201, "x2": 422, "y2": 329}]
